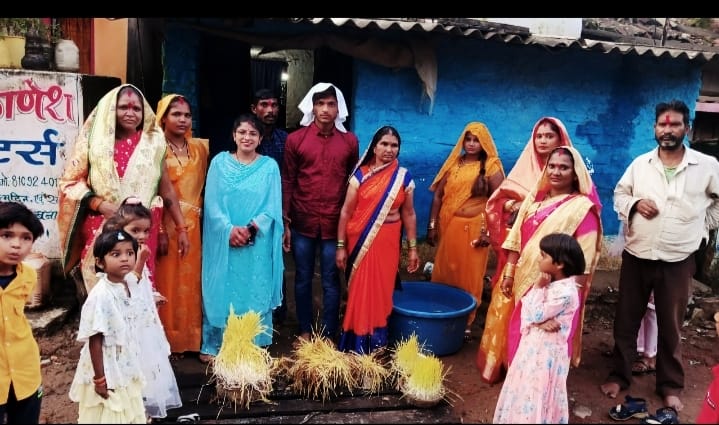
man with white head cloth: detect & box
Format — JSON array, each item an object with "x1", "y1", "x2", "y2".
[{"x1": 282, "y1": 83, "x2": 359, "y2": 342}]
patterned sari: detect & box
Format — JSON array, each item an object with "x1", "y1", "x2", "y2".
[
  {"x1": 57, "y1": 84, "x2": 166, "y2": 293},
  {"x1": 477, "y1": 146, "x2": 602, "y2": 384},
  {"x1": 485, "y1": 117, "x2": 573, "y2": 290},
  {"x1": 154, "y1": 94, "x2": 210, "y2": 354},
  {"x1": 338, "y1": 159, "x2": 414, "y2": 354}
]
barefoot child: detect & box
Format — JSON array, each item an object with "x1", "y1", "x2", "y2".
[
  {"x1": 0, "y1": 201, "x2": 45, "y2": 424},
  {"x1": 68, "y1": 229, "x2": 146, "y2": 423},
  {"x1": 102, "y1": 197, "x2": 181, "y2": 421},
  {"x1": 493, "y1": 232, "x2": 585, "y2": 424}
]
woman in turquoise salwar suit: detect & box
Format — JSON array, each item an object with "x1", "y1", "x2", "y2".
[{"x1": 200, "y1": 114, "x2": 284, "y2": 357}]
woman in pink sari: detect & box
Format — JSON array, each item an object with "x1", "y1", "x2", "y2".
[
  {"x1": 478, "y1": 117, "x2": 574, "y2": 383},
  {"x1": 336, "y1": 126, "x2": 419, "y2": 354},
  {"x1": 58, "y1": 84, "x2": 189, "y2": 296},
  {"x1": 479, "y1": 145, "x2": 602, "y2": 383}
]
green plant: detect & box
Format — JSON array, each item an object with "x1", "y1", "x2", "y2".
[{"x1": 0, "y1": 18, "x2": 59, "y2": 41}]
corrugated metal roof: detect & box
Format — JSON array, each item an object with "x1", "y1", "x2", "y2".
[{"x1": 294, "y1": 18, "x2": 719, "y2": 62}]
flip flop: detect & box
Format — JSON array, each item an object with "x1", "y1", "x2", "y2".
[
  {"x1": 640, "y1": 407, "x2": 680, "y2": 424},
  {"x1": 608, "y1": 395, "x2": 649, "y2": 421},
  {"x1": 632, "y1": 358, "x2": 656, "y2": 375},
  {"x1": 177, "y1": 413, "x2": 200, "y2": 423}
]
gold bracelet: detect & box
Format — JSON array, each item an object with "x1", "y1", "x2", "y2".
[
  {"x1": 502, "y1": 262, "x2": 516, "y2": 280},
  {"x1": 89, "y1": 196, "x2": 103, "y2": 211},
  {"x1": 408, "y1": 239, "x2": 417, "y2": 248}
]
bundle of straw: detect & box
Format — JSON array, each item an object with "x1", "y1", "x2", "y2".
[
  {"x1": 288, "y1": 332, "x2": 357, "y2": 402},
  {"x1": 211, "y1": 307, "x2": 274, "y2": 409},
  {"x1": 349, "y1": 350, "x2": 392, "y2": 395},
  {"x1": 390, "y1": 333, "x2": 452, "y2": 408}
]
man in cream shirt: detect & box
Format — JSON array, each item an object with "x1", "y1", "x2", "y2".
[{"x1": 601, "y1": 100, "x2": 719, "y2": 416}]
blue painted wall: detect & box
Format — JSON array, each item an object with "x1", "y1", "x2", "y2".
[{"x1": 351, "y1": 38, "x2": 703, "y2": 237}]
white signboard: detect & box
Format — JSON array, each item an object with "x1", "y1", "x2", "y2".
[{"x1": 0, "y1": 70, "x2": 83, "y2": 260}]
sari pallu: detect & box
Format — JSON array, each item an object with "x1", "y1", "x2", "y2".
[
  {"x1": 155, "y1": 138, "x2": 209, "y2": 353},
  {"x1": 431, "y1": 160, "x2": 502, "y2": 326},
  {"x1": 485, "y1": 117, "x2": 573, "y2": 289},
  {"x1": 57, "y1": 84, "x2": 166, "y2": 292},
  {"x1": 339, "y1": 160, "x2": 412, "y2": 354},
  {"x1": 477, "y1": 145, "x2": 602, "y2": 384}
]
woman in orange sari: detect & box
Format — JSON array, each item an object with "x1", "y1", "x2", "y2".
[
  {"x1": 155, "y1": 94, "x2": 209, "y2": 358},
  {"x1": 58, "y1": 84, "x2": 189, "y2": 296},
  {"x1": 478, "y1": 117, "x2": 574, "y2": 383},
  {"x1": 427, "y1": 122, "x2": 504, "y2": 337},
  {"x1": 336, "y1": 126, "x2": 419, "y2": 354},
  {"x1": 478, "y1": 145, "x2": 602, "y2": 384}
]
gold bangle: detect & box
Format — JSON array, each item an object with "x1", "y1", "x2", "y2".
[
  {"x1": 176, "y1": 225, "x2": 189, "y2": 233},
  {"x1": 502, "y1": 262, "x2": 516, "y2": 280},
  {"x1": 89, "y1": 196, "x2": 103, "y2": 211},
  {"x1": 408, "y1": 239, "x2": 417, "y2": 248}
]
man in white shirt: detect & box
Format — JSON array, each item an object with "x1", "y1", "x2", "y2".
[{"x1": 601, "y1": 100, "x2": 719, "y2": 413}]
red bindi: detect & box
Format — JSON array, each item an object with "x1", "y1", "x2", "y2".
[{"x1": 664, "y1": 114, "x2": 671, "y2": 125}]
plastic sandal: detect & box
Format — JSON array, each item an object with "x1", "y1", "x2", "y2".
[
  {"x1": 640, "y1": 407, "x2": 680, "y2": 424},
  {"x1": 177, "y1": 413, "x2": 200, "y2": 423},
  {"x1": 631, "y1": 358, "x2": 656, "y2": 375},
  {"x1": 609, "y1": 395, "x2": 649, "y2": 421}
]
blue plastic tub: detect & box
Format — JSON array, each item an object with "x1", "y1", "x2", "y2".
[{"x1": 388, "y1": 281, "x2": 477, "y2": 356}]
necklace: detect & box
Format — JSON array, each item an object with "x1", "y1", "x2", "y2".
[{"x1": 166, "y1": 137, "x2": 189, "y2": 168}]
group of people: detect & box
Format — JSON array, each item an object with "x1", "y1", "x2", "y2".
[
  {"x1": 424, "y1": 102, "x2": 719, "y2": 424},
  {"x1": 0, "y1": 76, "x2": 717, "y2": 423},
  {"x1": 47, "y1": 80, "x2": 417, "y2": 422}
]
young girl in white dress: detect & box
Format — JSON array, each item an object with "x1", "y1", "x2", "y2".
[
  {"x1": 69, "y1": 229, "x2": 147, "y2": 423},
  {"x1": 103, "y1": 197, "x2": 182, "y2": 421}
]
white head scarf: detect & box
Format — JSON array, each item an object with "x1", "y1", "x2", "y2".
[{"x1": 298, "y1": 82, "x2": 349, "y2": 133}]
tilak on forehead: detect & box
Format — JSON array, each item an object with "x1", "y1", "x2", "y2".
[{"x1": 665, "y1": 114, "x2": 671, "y2": 124}]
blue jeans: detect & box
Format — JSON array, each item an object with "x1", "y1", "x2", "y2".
[{"x1": 291, "y1": 231, "x2": 341, "y2": 339}]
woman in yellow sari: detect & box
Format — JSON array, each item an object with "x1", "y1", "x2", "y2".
[
  {"x1": 57, "y1": 84, "x2": 189, "y2": 296},
  {"x1": 427, "y1": 122, "x2": 505, "y2": 337},
  {"x1": 477, "y1": 146, "x2": 602, "y2": 383},
  {"x1": 155, "y1": 94, "x2": 209, "y2": 358}
]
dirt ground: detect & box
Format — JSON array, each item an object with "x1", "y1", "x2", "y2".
[{"x1": 36, "y1": 266, "x2": 719, "y2": 424}]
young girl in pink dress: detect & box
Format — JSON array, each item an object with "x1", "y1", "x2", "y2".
[{"x1": 493, "y1": 232, "x2": 585, "y2": 424}]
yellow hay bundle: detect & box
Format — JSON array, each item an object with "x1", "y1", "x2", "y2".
[
  {"x1": 212, "y1": 307, "x2": 274, "y2": 409},
  {"x1": 288, "y1": 332, "x2": 357, "y2": 402},
  {"x1": 390, "y1": 333, "x2": 424, "y2": 380},
  {"x1": 400, "y1": 354, "x2": 450, "y2": 407},
  {"x1": 350, "y1": 351, "x2": 392, "y2": 394}
]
